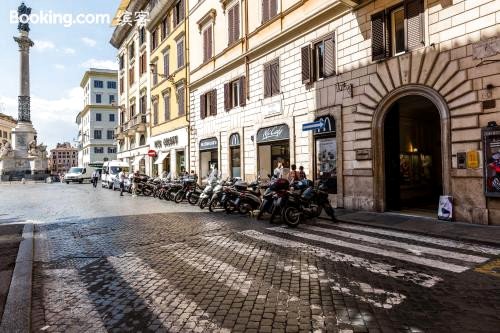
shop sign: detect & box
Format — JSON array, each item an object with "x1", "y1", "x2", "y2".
[
  {"x1": 355, "y1": 148, "x2": 372, "y2": 160},
  {"x1": 303, "y1": 120, "x2": 325, "y2": 131},
  {"x1": 256, "y1": 124, "x2": 290, "y2": 143},
  {"x1": 229, "y1": 133, "x2": 240, "y2": 147},
  {"x1": 154, "y1": 140, "x2": 162, "y2": 149},
  {"x1": 314, "y1": 116, "x2": 336, "y2": 135},
  {"x1": 262, "y1": 102, "x2": 281, "y2": 117},
  {"x1": 163, "y1": 136, "x2": 178, "y2": 147},
  {"x1": 199, "y1": 137, "x2": 218, "y2": 151},
  {"x1": 482, "y1": 125, "x2": 500, "y2": 197},
  {"x1": 147, "y1": 150, "x2": 157, "y2": 157}
]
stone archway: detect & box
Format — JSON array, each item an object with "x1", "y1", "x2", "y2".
[{"x1": 372, "y1": 84, "x2": 452, "y2": 212}]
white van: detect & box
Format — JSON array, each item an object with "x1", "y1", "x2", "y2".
[
  {"x1": 64, "y1": 167, "x2": 92, "y2": 184},
  {"x1": 101, "y1": 160, "x2": 130, "y2": 189}
]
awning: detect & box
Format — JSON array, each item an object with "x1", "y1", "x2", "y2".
[
  {"x1": 154, "y1": 152, "x2": 169, "y2": 165},
  {"x1": 133, "y1": 155, "x2": 145, "y2": 167}
]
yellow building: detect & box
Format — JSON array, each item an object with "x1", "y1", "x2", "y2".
[
  {"x1": 0, "y1": 113, "x2": 16, "y2": 143},
  {"x1": 147, "y1": 0, "x2": 189, "y2": 177}
]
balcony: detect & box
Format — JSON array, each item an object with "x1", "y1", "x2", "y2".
[
  {"x1": 114, "y1": 125, "x2": 125, "y2": 141},
  {"x1": 122, "y1": 114, "x2": 147, "y2": 137}
]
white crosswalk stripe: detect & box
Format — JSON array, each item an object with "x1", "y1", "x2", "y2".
[
  {"x1": 302, "y1": 225, "x2": 488, "y2": 263},
  {"x1": 240, "y1": 230, "x2": 441, "y2": 287},
  {"x1": 269, "y1": 227, "x2": 470, "y2": 273},
  {"x1": 318, "y1": 222, "x2": 500, "y2": 256}
]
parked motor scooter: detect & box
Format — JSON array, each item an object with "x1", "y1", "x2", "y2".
[{"x1": 198, "y1": 176, "x2": 219, "y2": 209}]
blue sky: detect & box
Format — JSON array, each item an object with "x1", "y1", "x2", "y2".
[{"x1": 0, "y1": 0, "x2": 120, "y2": 149}]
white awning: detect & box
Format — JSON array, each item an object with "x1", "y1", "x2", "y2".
[
  {"x1": 133, "y1": 155, "x2": 145, "y2": 167},
  {"x1": 154, "y1": 152, "x2": 169, "y2": 165}
]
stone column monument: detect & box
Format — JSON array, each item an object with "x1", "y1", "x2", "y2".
[{"x1": 0, "y1": 2, "x2": 48, "y2": 181}]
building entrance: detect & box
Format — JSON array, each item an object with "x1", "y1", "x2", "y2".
[{"x1": 384, "y1": 95, "x2": 443, "y2": 213}]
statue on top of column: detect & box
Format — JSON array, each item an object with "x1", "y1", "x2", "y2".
[{"x1": 17, "y1": 2, "x2": 31, "y2": 33}]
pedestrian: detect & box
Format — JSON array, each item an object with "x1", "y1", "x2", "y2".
[
  {"x1": 118, "y1": 169, "x2": 126, "y2": 196},
  {"x1": 288, "y1": 164, "x2": 300, "y2": 182},
  {"x1": 298, "y1": 166, "x2": 307, "y2": 180},
  {"x1": 273, "y1": 162, "x2": 284, "y2": 179},
  {"x1": 91, "y1": 169, "x2": 99, "y2": 188},
  {"x1": 131, "y1": 170, "x2": 139, "y2": 197}
]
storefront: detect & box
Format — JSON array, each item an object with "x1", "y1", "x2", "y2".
[
  {"x1": 229, "y1": 133, "x2": 241, "y2": 178},
  {"x1": 149, "y1": 127, "x2": 188, "y2": 178},
  {"x1": 314, "y1": 115, "x2": 337, "y2": 193},
  {"x1": 199, "y1": 137, "x2": 218, "y2": 179},
  {"x1": 256, "y1": 124, "x2": 290, "y2": 179}
]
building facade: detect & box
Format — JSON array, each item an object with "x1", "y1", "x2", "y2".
[
  {"x1": 147, "y1": 0, "x2": 189, "y2": 178},
  {"x1": 0, "y1": 113, "x2": 16, "y2": 143},
  {"x1": 76, "y1": 69, "x2": 119, "y2": 167},
  {"x1": 49, "y1": 142, "x2": 78, "y2": 175},
  {"x1": 188, "y1": 0, "x2": 500, "y2": 224},
  {"x1": 111, "y1": 0, "x2": 152, "y2": 176}
]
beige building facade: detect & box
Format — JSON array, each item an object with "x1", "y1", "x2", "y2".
[
  {"x1": 49, "y1": 142, "x2": 78, "y2": 175},
  {"x1": 188, "y1": 0, "x2": 500, "y2": 224},
  {"x1": 0, "y1": 113, "x2": 16, "y2": 143}
]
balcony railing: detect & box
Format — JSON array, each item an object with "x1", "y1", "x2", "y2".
[{"x1": 121, "y1": 114, "x2": 147, "y2": 133}]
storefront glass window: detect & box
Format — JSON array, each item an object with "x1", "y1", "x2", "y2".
[
  {"x1": 139, "y1": 158, "x2": 146, "y2": 175},
  {"x1": 176, "y1": 150, "x2": 185, "y2": 176},
  {"x1": 231, "y1": 147, "x2": 241, "y2": 178},
  {"x1": 316, "y1": 137, "x2": 337, "y2": 193}
]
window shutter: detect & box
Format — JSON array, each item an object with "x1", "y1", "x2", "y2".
[
  {"x1": 234, "y1": 4, "x2": 240, "y2": 42},
  {"x1": 179, "y1": 0, "x2": 185, "y2": 21},
  {"x1": 228, "y1": 7, "x2": 234, "y2": 45},
  {"x1": 405, "y1": 0, "x2": 424, "y2": 51},
  {"x1": 301, "y1": 46, "x2": 312, "y2": 84},
  {"x1": 210, "y1": 89, "x2": 217, "y2": 115},
  {"x1": 200, "y1": 94, "x2": 206, "y2": 119},
  {"x1": 270, "y1": 0, "x2": 278, "y2": 18},
  {"x1": 207, "y1": 26, "x2": 213, "y2": 59},
  {"x1": 271, "y1": 60, "x2": 280, "y2": 96},
  {"x1": 262, "y1": 0, "x2": 270, "y2": 23},
  {"x1": 371, "y1": 10, "x2": 387, "y2": 61},
  {"x1": 263, "y1": 64, "x2": 271, "y2": 97},
  {"x1": 173, "y1": 4, "x2": 178, "y2": 24},
  {"x1": 239, "y1": 76, "x2": 246, "y2": 107},
  {"x1": 324, "y1": 37, "x2": 336, "y2": 77},
  {"x1": 224, "y1": 83, "x2": 231, "y2": 111}
]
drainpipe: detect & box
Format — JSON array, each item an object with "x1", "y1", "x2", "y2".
[{"x1": 184, "y1": 4, "x2": 190, "y2": 177}]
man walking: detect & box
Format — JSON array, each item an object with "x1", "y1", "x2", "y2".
[
  {"x1": 118, "y1": 169, "x2": 126, "y2": 196},
  {"x1": 91, "y1": 170, "x2": 99, "y2": 188}
]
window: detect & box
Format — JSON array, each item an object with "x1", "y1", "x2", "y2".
[
  {"x1": 161, "y1": 16, "x2": 169, "y2": 40},
  {"x1": 109, "y1": 94, "x2": 115, "y2": 104},
  {"x1": 139, "y1": 135, "x2": 146, "y2": 146},
  {"x1": 151, "y1": 28, "x2": 158, "y2": 51},
  {"x1": 163, "y1": 93, "x2": 170, "y2": 121},
  {"x1": 202, "y1": 25, "x2": 213, "y2": 62},
  {"x1": 109, "y1": 114, "x2": 115, "y2": 122},
  {"x1": 153, "y1": 99, "x2": 159, "y2": 125},
  {"x1": 177, "y1": 38, "x2": 185, "y2": 68},
  {"x1": 262, "y1": 0, "x2": 278, "y2": 24},
  {"x1": 140, "y1": 95, "x2": 147, "y2": 114},
  {"x1": 263, "y1": 59, "x2": 280, "y2": 97},
  {"x1": 94, "y1": 80, "x2": 103, "y2": 88},
  {"x1": 177, "y1": 85, "x2": 185, "y2": 116},
  {"x1": 129, "y1": 66, "x2": 135, "y2": 86},
  {"x1": 120, "y1": 77, "x2": 124, "y2": 93},
  {"x1": 96, "y1": 94, "x2": 102, "y2": 104},
  {"x1": 140, "y1": 53, "x2": 147, "y2": 75},
  {"x1": 200, "y1": 89, "x2": 217, "y2": 119},
  {"x1": 130, "y1": 103, "x2": 136, "y2": 118},
  {"x1": 108, "y1": 147, "x2": 116, "y2": 154},
  {"x1": 119, "y1": 55, "x2": 124, "y2": 70},
  {"x1": 107, "y1": 130, "x2": 114, "y2": 140},
  {"x1": 163, "y1": 51, "x2": 170, "y2": 77},
  {"x1": 96, "y1": 113, "x2": 102, "y2": 121},
  {"x1": 139, "y1": 27, "x2": 146, "y2": 45},
  {"x1": 301, "y1": 35, "x2": 336, "y2": 83},
  {"x1": 94, "y1": 130, "x2": 102, "y2": 139},
  {"x1": 107, "y1": 81, "x2": 117, "y2": 89},
  {"x1": 129, "y1": 42, "x2": 135, "y2": 60},
  {"x1": 94, "y1": 147, "x2": 104, "y2": 154},
  {"x1": 120, "y1": 109, "x2": 125, "y2": 125},
  {"x1": 173, "y1": 0, "x2": 185, "y2": 26},
  {"x1": 371, "y1": 0, "x2": 424, "y2": 61},
  {"x1": 224, "y1": 77, "x2": 246, "y2": 111},
  {"x1": 227, "y1": 4, "x2": 240, "y2": 45},
  {"x1": 152, "y1": 62, "x2": 158, "y2": 85}
]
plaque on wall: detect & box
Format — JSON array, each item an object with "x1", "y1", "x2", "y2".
[
  {"x1": 355, "y1": 148, "x2": 372, "y2": 160},
  {"x1": 457, "y1": 152, "x2": 466, "y2": 169}
]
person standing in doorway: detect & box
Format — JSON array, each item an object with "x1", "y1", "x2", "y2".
[
  {"x1": 118, "y1": 169, "x2": 126, "y2": 196},
  {"x1": 273, "y1": 162, "x2": 284, "y2": 179},
  {"x1": 91, "y1": 169, "x2": 99, "y2": 188},
  {"x1": 298, "y1": 166, "x2": 307, "y2": 180}
]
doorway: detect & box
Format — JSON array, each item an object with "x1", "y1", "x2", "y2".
[{"x1": 384, "y1": 95, "x2": 443, "y2": 213}]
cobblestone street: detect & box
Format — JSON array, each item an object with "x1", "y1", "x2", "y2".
[{"x1": 2, "y1": 183, "x2": 500, "y2": 332}]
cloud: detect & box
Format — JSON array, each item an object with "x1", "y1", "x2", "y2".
[
  {"x1": 63, "y1": 48, "x2": 76, "y2": 55},
  {"x1": 80, "y1": 58, "x2": 118, "y2": 70},
  {"x1": 33, "y1": 40, "x2": 55, "y2": 52},
  {"x1": 54, "y1": 64, "x2": 65, "y2": 70},
  {"x1": 0, "y1": 87, "x2": 84, "y2": 148},
  {"x1": 81, "y1": 37, "x2": 97, "y2": 47}
]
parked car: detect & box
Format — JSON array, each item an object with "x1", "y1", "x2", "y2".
[
  {"x1": 111, "y1": 176, "x2": 131, "y2": 192},
  {"x1": 101, "y1": 161, "x2": 130, "y2": 189}
]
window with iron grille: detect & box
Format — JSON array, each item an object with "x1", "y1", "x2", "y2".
[{"x1": 263, "y1": 59, "x2": 280, "y2": 97}]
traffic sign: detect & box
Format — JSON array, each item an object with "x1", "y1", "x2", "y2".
[{"x1": 302, "y1": 119, "x2": 325, "y2": 131}]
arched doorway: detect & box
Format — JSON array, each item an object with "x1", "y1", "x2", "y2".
[
  {"x1": 384, "y1": 95, "x2": 442, "y2": 212},
  {"x1": 372, "y1": 85, "x2": 451, "y2": 213}
]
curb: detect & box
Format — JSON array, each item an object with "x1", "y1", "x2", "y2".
[
  {"x1": 0, "y1": 223, "x2": 33, "y2": 333},
  {"x1": 324, "y1": 215, "x2": 500, "y2": 247}
]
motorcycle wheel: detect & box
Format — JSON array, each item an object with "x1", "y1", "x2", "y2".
[
  {"x1": 239, "y1": 200, "x2": 251, "y2": 215},
  {"x1": 269, "y1": 206, "x2": 280, "y2": 224},
  {"x1": 224, "y1": 200, "x2": 236, "y2": 214},
  {"x1": 209, "y1": 198, "x2": 222, "y2": 212},
  {"x1": 283, "y1": 207, "x2": 301, "y2": 227},
  {"x1": 174, "y1": 191, "x2": 184, "y2": 203},
  {"x1": 188, "y1": 193, "x2": 199, "y2": 205},
  {"x1": 199, "y1": 197, "x2": 208, "y2": 209},
  {"x1": 324, "y1": 204, "x2": 337, "y2": 222},
  {"x1": 142, "y1": 187, "x2": 153, "y2": 197}
]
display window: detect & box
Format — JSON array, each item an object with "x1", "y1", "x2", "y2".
[{"x1": 314, "y1": 116, "x2": 337, "y2": 194}]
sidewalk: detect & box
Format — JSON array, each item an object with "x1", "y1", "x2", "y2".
[{"x1": 333, "y1": 209, "x2": 500, "y2": 246}]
